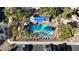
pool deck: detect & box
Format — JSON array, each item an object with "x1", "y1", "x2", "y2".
[
  {"x1": 6, "y1": 20, "x2": 79, "y2": 45},
  {"x1": 7, "y1": 38, "x2": 79, "y2": 45}
]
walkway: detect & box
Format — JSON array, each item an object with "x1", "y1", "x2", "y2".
[
  {"x1": 68, "y1": 35, "x2": 79, "y2": 42},
  {"x1": 0, "y1": 41, "x2": 12, "y2": 51}
]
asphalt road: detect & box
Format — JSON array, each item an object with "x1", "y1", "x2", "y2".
[
  {"x1": 32, "y1": 44, "x2": 44, "y2": 51},
  {"x1": 1, "y1": 43, "x2": 79, "y2": 51},
  {"x1": 10, "y1": 44, "x2": 44, "y2": 51},
  {"x1": 71, "y1": 45, "x2": 79, "y2": 51}
]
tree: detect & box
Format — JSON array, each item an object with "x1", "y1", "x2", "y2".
[
  {"x1": 38, "y1": 7, "x2": 63, "y2": 19},
  {"x1": 61, "y1": 7, "x2": 71, "y2": 19},
  {"x1": 58, "y1": 24, "x2": 76, "y2": 40},
  {"x1": 75, "y1": 7, "x2": 79, "y2": 16},
  {"x1": 4, "y1": 7, "x2": 29, "y2": 40},
  {"x1": 4, "y1": 7, "x2": 27, "y2": 24},
  {"x1": 0, "y1": 7, "x2": 5, "y2": 22},
  {"x1": 67, "y1": 21, "x2": 78, "y2": 28},
  {"x1": 12, "y1": 25, "x2": 18, "y2": 40}
]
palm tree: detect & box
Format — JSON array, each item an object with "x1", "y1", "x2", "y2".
[
  {"x1": 4, "y1": 7, "x2": 28, "y2": 39},
  {"x1": 4, "y1": 7, "x2": 27, "y2": 24},
  {"x1": 61, "y1": 7, "x2": 72, "y2": 19}
]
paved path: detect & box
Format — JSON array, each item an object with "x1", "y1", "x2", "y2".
[{"x1": 0, "y1": 41, "x2": 12, "y2": 51}]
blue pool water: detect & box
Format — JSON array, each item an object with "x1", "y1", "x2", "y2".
[
  {"x1": 34, "y1": 16, "x2": 45, "y2": 22},
  {"x1": 28, "y1": 23, "x2": 54, "y2": 36}
]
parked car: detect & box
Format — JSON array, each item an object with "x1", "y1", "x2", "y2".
[
  {"x1": 22, "y1": 44, "x2": 33, "y2": 51},
  {"x1": 0, "y1": 34, "x2": 5, "y2": 45},
  {"x1": 0, "y1": 28, "x2": 3, "y2": 33},
  {"x1": 0, "y1": 25, "x2": 3, "y2": 32},
  {"x1": 9, "y1": 44, "x2": 33, "y2": 51},
  {"x1": 45, "y1": 43, "x2": 72, "y2": 51},
  {"x1": 0, "y1": 26, "x2": 5, "y2": 45}
]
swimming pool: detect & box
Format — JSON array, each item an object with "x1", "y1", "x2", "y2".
[
  {"x1": 34, "y1": 16, "x2": 45, "y2": 22},
  {"x1": 28, "y1": 23, "x2": 54, "y2": 36}
]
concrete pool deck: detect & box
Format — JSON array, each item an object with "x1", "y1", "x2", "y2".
[{"x1": 7, "y1": 38, "x2": 79, "y2": 45}]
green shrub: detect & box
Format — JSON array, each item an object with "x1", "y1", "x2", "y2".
[
  {"x1": 12, "y1": 26, "x2": 18, "y2": 40},
  {"x1": 58, "y1": 24, "x2": 76, "y2": 40}
]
